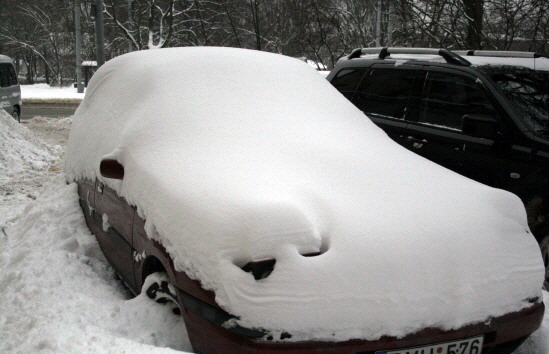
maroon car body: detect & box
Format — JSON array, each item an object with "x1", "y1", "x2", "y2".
[{"x1": 77, "y1": 177, "x2": 544, "y2": 354}]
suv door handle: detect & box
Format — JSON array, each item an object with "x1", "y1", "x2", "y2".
[{"x1": 406, "y1": 136, "x2": 428, "y2": 149}]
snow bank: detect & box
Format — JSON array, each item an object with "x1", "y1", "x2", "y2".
[
  {"x1": 21, "y1": 84, "x2": 85, "y2": 103},
  {"x1": 65, "y1": 47, "x2": 544, "y2": 341},
  {"x1": 0, "y1": 176, "x2": 191, "y2": 353},
  {"x1": 0, "y1": 109, "x2": 57, "y2": 178},
  {"x1": 0, "y1": 109, "x2": 60, "y2": 226}
]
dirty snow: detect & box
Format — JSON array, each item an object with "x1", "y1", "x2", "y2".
[
  {"x1": 0, "y1": 109, "x2": 192, "y2": 353},
  {"x1": 0, "y1": 177, "x2": 191, "y2": 353},
  {"x1": 64, "y1": 47, "x2": 544, "y2": 341},
  {"x1": 0, "y1": 110, "x2": 63, "y2": 227}
]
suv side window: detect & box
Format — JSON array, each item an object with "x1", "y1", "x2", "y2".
[
  {"x1": 418, "y1": 71, "x2": 497, "y2": 130},
  {"x1": 352, "y1": 68, "x2": 416, "y2": 120},
  {"x1": 330, "y1": 68, "x2": 366, "y2": 100}
]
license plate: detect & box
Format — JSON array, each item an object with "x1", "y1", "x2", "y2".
[{"x1": 375, "y1": 335, "x2": 483, "y2": 354}]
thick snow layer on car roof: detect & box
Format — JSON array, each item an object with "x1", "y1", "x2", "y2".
[{"x1": 65, "y1": 47, "x2": 543, "y2": 341}]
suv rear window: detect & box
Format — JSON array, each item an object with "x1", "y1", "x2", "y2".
[
  {"x1": 352, "y1": 68, "x2": 416, "y2": 120},
  {"x1": 418, "y1": 72, "x2": 496, "y2": 130}
]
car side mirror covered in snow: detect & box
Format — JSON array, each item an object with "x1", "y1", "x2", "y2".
[{"x1": 100, "y1": 159, "x2": 124, "y2": 180}]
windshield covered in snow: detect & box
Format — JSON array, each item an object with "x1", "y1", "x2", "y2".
[{"x1": 481, "y1": 65, "x2": 549, "y2": 138}]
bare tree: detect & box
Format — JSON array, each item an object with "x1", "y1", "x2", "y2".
[
  {"x1": 0, "y1": 0, "x2": 74, "y2": 85},
  {"x1": 1, "y1": 0, "x2": 548, "y2": 86},
  {"x1": 462, "y1": 0, "x2": 484, "y2": 49},
  {"x1": 105, "y1": 0, "x2": 194, "y2": 49}
]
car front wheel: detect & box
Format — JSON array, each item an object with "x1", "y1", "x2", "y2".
[{"x1": 143, "y1": 272, "x2": 181, "y2": 315}]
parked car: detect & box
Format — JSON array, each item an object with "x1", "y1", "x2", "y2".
[
  {"x1": 66, "y1": 47, "x2": 544, "y2": 354},
  {"x1": 327, "y1": 47, "x2": 549, "y2": 288},
  {"x1": 0, "y1": 54, "x2": 21, "y2": 122}
]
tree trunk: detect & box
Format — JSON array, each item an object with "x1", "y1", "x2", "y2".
[
  {"x1": 33, "y1": 54, "x2": 37, "y2": 82},
  {"x1": 24, "y1": 51, "x2": 34, "y2": 84},
  {"x1": 462, "y1": 0, "x2": 484, "y2": 49},
  {"x1": 45, "y1": 59, "x2": 50, "y2": 85},
  {"x1": 387, "y1": 1, "x2": 394, "y2": 46},
  {"x1": 14, "y1": 53, "x2": 20, "y2": 75},
  {"x1": 250, "y1": 0, "x2": 261, "y2": 50},
  {"x1": 375, "y1": 0, "x2": 382, "y2": 46}
]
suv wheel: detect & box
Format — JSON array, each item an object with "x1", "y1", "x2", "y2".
[
  {"x1": 12, "y1": 107, "x2": 20, "y2": 123},
  {"x1": 143, "y1": 272, "x2": 181, "y2": 315}
]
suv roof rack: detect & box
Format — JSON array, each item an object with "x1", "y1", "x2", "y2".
[
  {"x1": 453, "y1": 50, "x2": 543, "y2": 58},
  {"x1": 347, "y1": 47, "x2": 471, "y2": 66}
]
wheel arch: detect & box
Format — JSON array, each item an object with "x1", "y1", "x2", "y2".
[{"x1": 141, "y1": 255, "x2": 167, "y2": 285}]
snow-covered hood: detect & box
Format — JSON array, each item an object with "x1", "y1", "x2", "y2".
[{"x1": 65, "y1": 47, "x2": 544, "y2": 342}]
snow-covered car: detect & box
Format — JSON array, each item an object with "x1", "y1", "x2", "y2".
[{"x1": 65, "y1": 47, "x2": 544, "y2": 354}]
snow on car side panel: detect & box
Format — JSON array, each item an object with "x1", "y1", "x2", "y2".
[{"x1": 65, "y1": 47, "x2": 543, "y2": 342}]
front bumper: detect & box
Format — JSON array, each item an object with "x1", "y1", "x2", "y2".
[{"x1": 175, "y1": 288, "x2": 544, "y2": 354}]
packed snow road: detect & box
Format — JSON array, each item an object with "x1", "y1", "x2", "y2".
[
  {"x1": 21, "y1": 104, "x2": 79, "y2": 120},
  {"x1": 0, "y1": 111, "x2": 547, "y2": 353}
]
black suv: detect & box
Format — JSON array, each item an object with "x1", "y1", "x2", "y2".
[{"x1": 327, "y1": 47, "x2": 549, "y2": 285}]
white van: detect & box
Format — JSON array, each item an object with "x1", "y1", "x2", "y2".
[{"x1": 0, "y1": 55, "x2": 21, "y2": 122}]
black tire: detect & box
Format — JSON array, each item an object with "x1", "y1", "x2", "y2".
[
  {"x1": 12, "y1": 107, "x2": 20, "y2": 123},
  {"x1": 143, "y1": 272, "x2": 181, "y2": 315}
]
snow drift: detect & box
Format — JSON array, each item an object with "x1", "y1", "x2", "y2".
[
  {"x1": 0, "y1": 111, "x2": 190, "y2": 352},
  {"x1": 0, "y1": 109, "x2": 60, "y2": 226},
  {"x1": 0, "y1": 109, "x2": 57, "y2": 183},
  {"x1": 0, "y1": 176, "x2": 191, "y2": 353},
  {"x1": 65, "y1": 47, "x2": 544, "y2": 341}
]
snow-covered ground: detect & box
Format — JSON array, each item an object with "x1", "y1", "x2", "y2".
[
  {"x1": 0, "y1": 114, "x2": 64, "y2": 227},
  {"x1": 0, "y1": 110, "x2": 191, "y2": 353},
  {"x1": 0, "y1": 108, "x2": 547, "y2": 352},
  {"x1": 21, "y1": 84, "x2": 85, "y2": 103}
]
